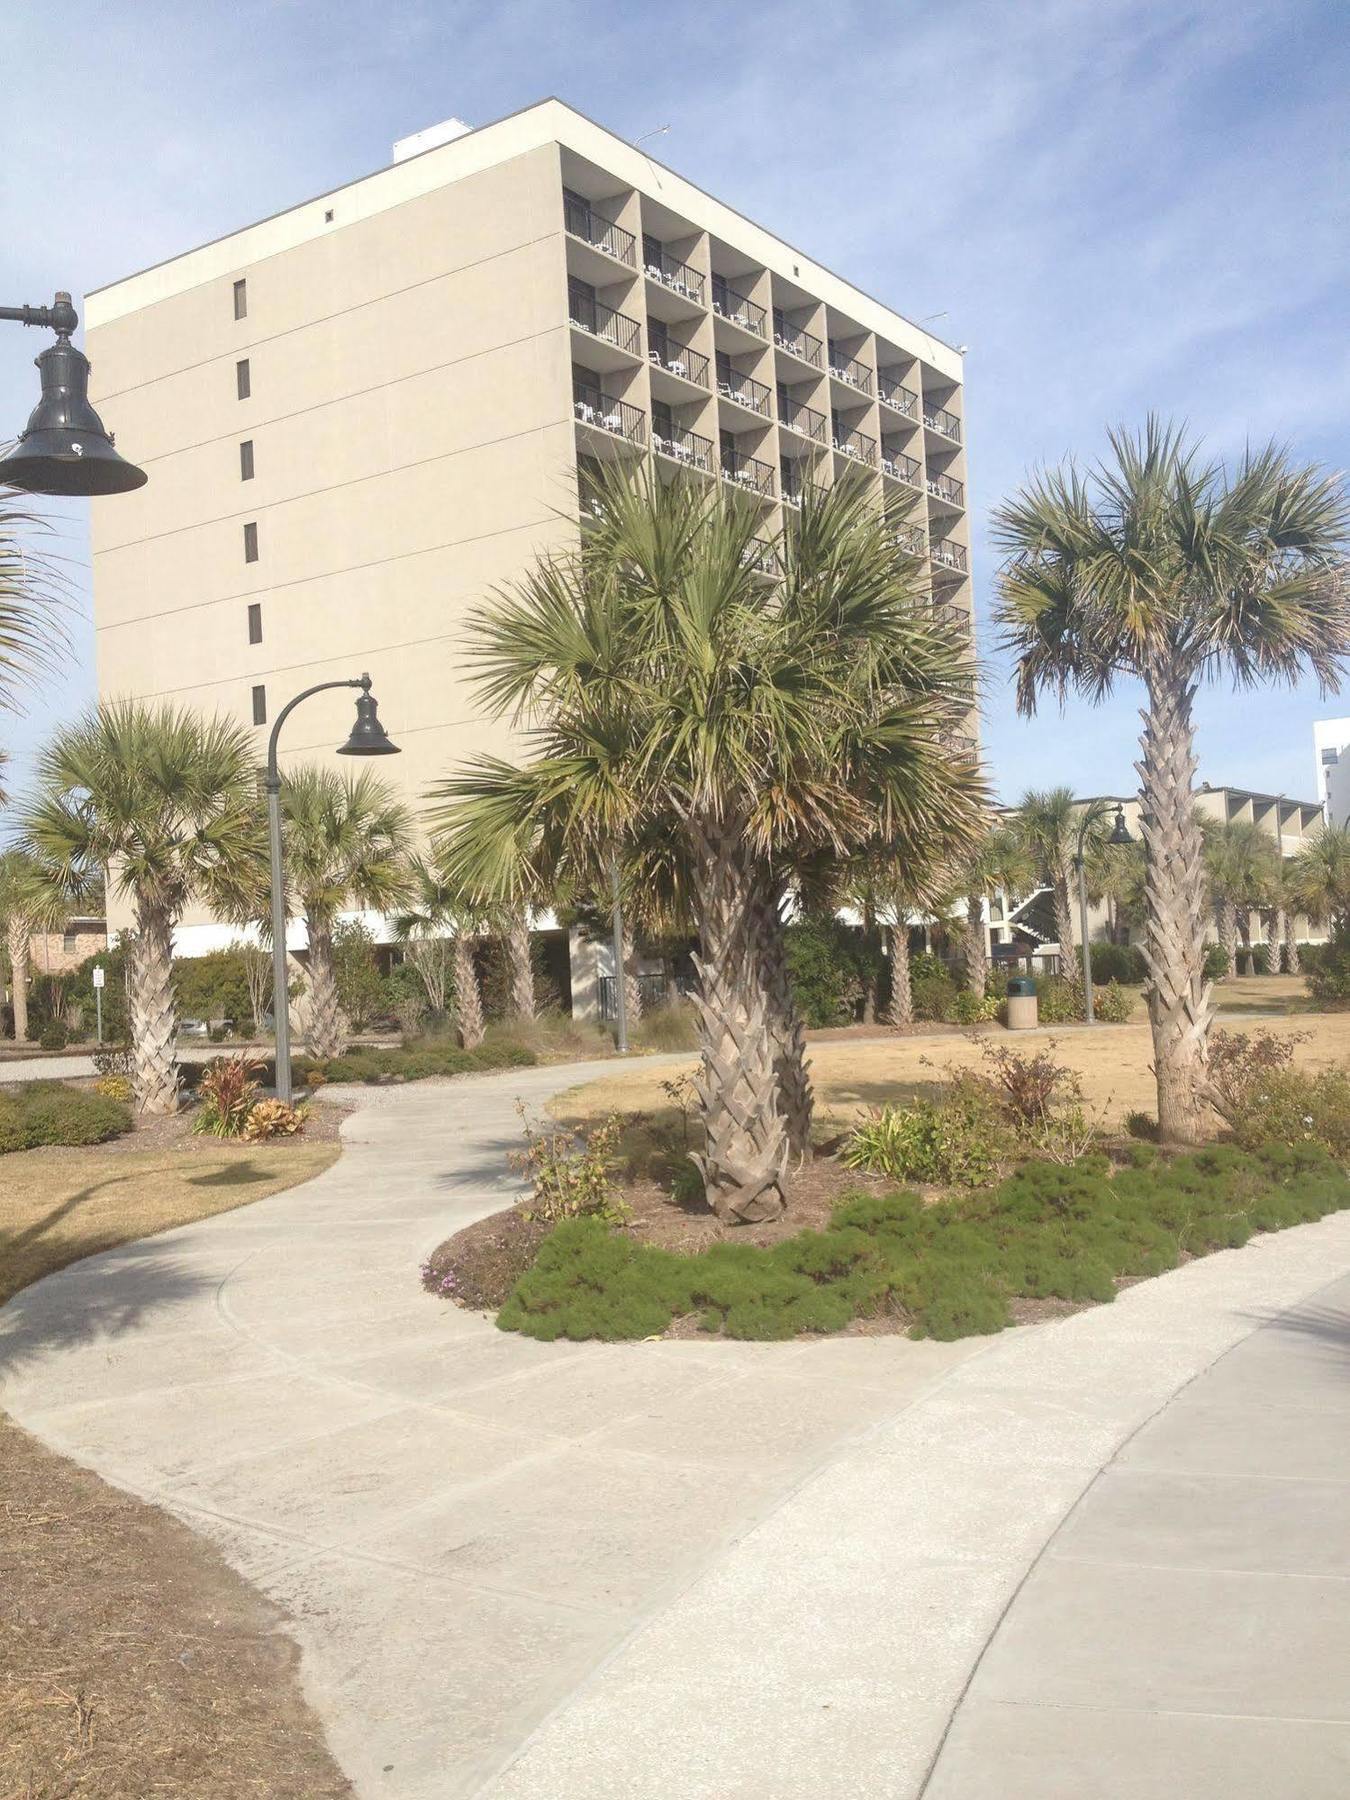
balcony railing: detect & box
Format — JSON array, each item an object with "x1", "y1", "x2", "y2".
[
  {"x1": 929, "y1": 536, "x2": 968, "y2": 572},
  {"x1": 942, "y1": 729, "x2": 979, "y2": 757},
  {"x1": 932, "y1": 601, "x2": 969, "y2": 633},
  {"x1": 568, "y1": 291, "x2": 642, "y2": 356},
  {"x1": 718, "y1": 366, "x2": 771, "y2": 416},
  {"x1": 924, "y1": 403, "x2": 962, "y2": 443},
  {"x1": 711, "y1": 276, "x2": 766, "y2": 337},
  {"x1": 780, "y1": 464, "x2": 807, "y2": 507},
  {"x1": 719, "y1": 448, "x2": 775, "y2": 496},
  {"x1": 572, "y1": 384, "x2": 646, "y2": 445},
  {"x1": 833, "y1": 424, "x2": 877, "y2": 466},
  {"x1": 927, "y1": 471, "x2": 965, "y2": 507},
  {"x1": 742, "y1": 536, "x2": 779, "y2": 575},
  {"x1": 881, "y1": 449, "x2": 921, "y2": 486},
  {"x1": 563, "y1": 194, "x2": 637, "y2": 267},
  {"x1": 642, "y1": 236, "x2": 704, "y2": 304},
  {"x1": 829, "y1": 347, "x2": 874, "y2": 395},
  {"x1": 774, "y1": 321, "x2": 824, "y2": 368},
  {"x1": 653, "y1": 422, "x2": 714, "y2": 471},
  {"x1": 779, "y1": 395, "x2": 827, "y2": 443},
  {"x1": 891, "y1": 524, "x2": 927, "y2": 556},
  {"x1": 649, "y1": 339, "x2": 710, "y2": 387},
  {"x1": 878, "y1": 373, "x2": 919, "y2": 418}
]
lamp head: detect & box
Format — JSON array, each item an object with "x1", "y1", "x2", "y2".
[
  {"x1": 1, "y1": 306, "x2": 147, "y2": 496},
  {"x1": 337, "y1": 677, "x2": 399, "y2": 756},
  {"x1": 1108, "y1": 805, "x2": 1132, "y2": 846}
]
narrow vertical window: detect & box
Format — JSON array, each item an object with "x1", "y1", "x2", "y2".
[
  {"x1": 236, "y1": 358, "x2": 251, "y2": 399},
  {"x1": 233, "y1": 278, "x2": 247, "y2": 320},
  {"x1": 243, "y1": 521, "x2": 259, "y2": 563},
  {"x1": 251, "y1": 685, "x2": 267, "y2": 726},
  {"x1": 239, "y1": 439, "x2": 254, "y2": 480},
  {"x1": 247, "y1": 602, "x2": 262, "y2": 644}
]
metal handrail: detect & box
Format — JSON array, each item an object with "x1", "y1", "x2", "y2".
[
  {"x1": 881, "y1": 449, "x2": 921, "y2": 486},
  {"x1": 563, "y1": 193, "x2": 637, "y2": 266},
  {"x1": 927, "y1": 471, "x2": 965, "y2": 506},
  {"x1": 642, "y1": 236, "x2": 705, "y2": 304},
  {"x1": 924, "y1": 403, "x2": 962, "y2": 443},
  {"x1": 833, "y1": 424, "x2": 877, "y2": 465},
  {"x1": 572, "y1": 384, "x2": 646, "y2": 444},
  {"x1": 719, "y1": 448, "x2": 775, "y2": 495},
  {"x1": 718, "y1": 366, "x2": 771, "y2": 416},
  {"x1": 779, "y1": 395, "x2": 826, "y2": 442},
  {"x1": 829, "y1": 345, "x2": 874, "y2": 394},
  {"x1": 929, "y1": 536, "x2": 968, "y2": 571},
  {"x1": 649, "y1": 338, "x2": 710, "y2": 387},
  {"x1": 711, "y1": 276, "x2": 766, "y2": 336},
  {"x1": 892, "y1": 524, "x2": 927, "y2": 555},
  {"x1": 878, "y1": 374, "x2": 919, "y2": 417},
  {"x1": 742, "y1": 536, "x2": 779, "y2": 574},
  {"x1": 774, "y1": 318, "x2": 824, "y2": 367},
  {"x1": 653, "y1": 422, "x2": 714, "y2": 470},
  {"x1": 568, "y1": 290, "x2": 642, "y2": 356}
]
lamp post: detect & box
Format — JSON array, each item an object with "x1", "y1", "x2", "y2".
[
  {"x1": 1073, "y1": 801, "x2": 1133, "y2": 1025},
  {"x1": 0, "y1": 293, "x2": 147, "y2": 494},
  {"x1": 265, "y1": 674, "x2": 399, "y2": 1102}
]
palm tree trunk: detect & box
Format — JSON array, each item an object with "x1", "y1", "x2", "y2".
[
  {"x1": 1217, "y1": 898, "x2": 1238, "y2": 977},
  {"x1": 1237, "y1": 912, "x2": 1252, "y2": 976},
  {"x1": 964, "y1": 892, "x2": 987, "y2": 998},
  {"x1": 304, "y1": 915, "x2": 345, "y2": 1060},
  {"x1": 1136, "y1": 667, "x2": 1213, "y2": 1144},
  {"x1": 453, "y1": 933, "x2": 485, "y2": 1050},
  {"x1": 1269, "y1": 908, "x2": 1287, "y2": 975},
  {"x1": 1053, "y1": 873, "x2": 1077, "y2": 985},
  {"x1": 887, "y1": 923, "x2": 913, "y2": 1027},
  {"x1": 128, "y1": 903, "x2": 179, "y2": 1114},
  {"x1": 860, "y1": 898, "x2": 877, "y2": 1024},
  {"x1": 757, "y1": 879, "x2": 813, "y2": 1159},
  {"x1": 620, "y1": 916, "x2": 644, "y2": 1028},
  {"x1": 505, "y1": 913, "x2": 536, "y2": 1020},
  {"x1": 688, "y1": 819, "x2": 788, "y2": 1224},
  {"x1": 6, "y1": 916, "x2": 29, "y2": 1043},
  {"x1": 1284, "y1": 912, "x2": 1301, "y2": 975}
]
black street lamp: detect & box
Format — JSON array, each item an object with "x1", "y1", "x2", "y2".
[
  {"x1": 265, "y1": 674, "x2": 399, "y2": 1102},
  {"x1": 0, "y1": 293, "x2": 147, "y2": 495},
  {"x1": 1073, "y1": 801, "x2": 1133, "y2": 1023}
]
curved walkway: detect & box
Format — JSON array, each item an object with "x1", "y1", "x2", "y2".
[{"x1": 2, "y1": 1067, "x2": 1348, "y2": 1799}]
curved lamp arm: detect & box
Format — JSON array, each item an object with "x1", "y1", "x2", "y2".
[{"x1": 265, "y1": 674, "x2": 370, "y2": 788}]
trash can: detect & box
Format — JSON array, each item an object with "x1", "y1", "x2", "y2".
[{"x1": 1005, "y1": 974, "x2": 1038, "y2": 1031}]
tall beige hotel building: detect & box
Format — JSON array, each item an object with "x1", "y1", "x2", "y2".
[{"x1": 86, "y1": 99, "x2": 974, "y2": 967}]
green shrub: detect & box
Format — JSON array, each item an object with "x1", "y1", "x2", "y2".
[
  {"x1": 952, "y1": 990, "x2": 999, "y2": 1025},
  {"x1": 632, "y1": 1001, "x2": 700, "y2": 1053},
  {"x1": 38, "y1": 1021, "x2": 69, "y2": 1051},
  {"x1": 173, "y1": 948, "x2": 253, "y2": 1029},
  {"x1": 1203, "y1": 942, "x2": 1230, "y2": 981},
  {"x1": 0, "y1": 1081, "x2": 131, "y2": 1152},
  {"x1": 1093, "y1": 980, "x2": 1136, "y2": 1023},
  {"x1": 290, "y1": 1039, "x2": 538, "y2": 1086},
  {"x1": 783, "y1": 916, "x2": 872, "y2": 1026},
  {"x1": 1036, "y1": 976, "x2": 1084, "y2": 1024},
  {"x1": 510, "y1": 1108, "x2": 631, "y2": 1226},
  {"x1": 492, "y1": 1142, "x2": 1350, "y2": 1344},
  {"x1": 840, "y1": 1091, "x2": 1005, "y2": 1188},
  {"x1": 1306, "y1": 931, "x2": 1350, "y2": 1007},
  {"x1": 1090, "y1": 943, "x2": 1146, "y2": 985},
  {"x1": 912, "y1": 971, "x2": 959, "y2": 1022}
]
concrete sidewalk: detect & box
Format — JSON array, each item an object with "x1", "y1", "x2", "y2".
[{"x1": 2, "y1": 1067, "x2": 1348, "y2": 1798}]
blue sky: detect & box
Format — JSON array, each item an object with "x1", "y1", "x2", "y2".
[{"x1": 3, "y1": 0, "x2": 1347, "y2": 805}]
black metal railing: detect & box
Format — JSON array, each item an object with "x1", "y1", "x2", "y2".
[
  {"x1": 833, "y1": 423, "x2": 877, "y2": 465},
  {"x1": 881, "y1": 449, "x2": 921, "y2": 486},
  {"x1": 779, "y1": 395, "x2": 826, "y2": 442},
  {"x1": 923, "y1": 403, "x2": 962, "y2": 442},
  {"x1": 568, "y1": 290, "x2": 642, "y2": 355},
  {"x1": 598, "y1": 972, "x2": 671, "y2": 1022},
  {"x1": 653, "y1": 422, "x2": 714, "y2": 471},
  {"x1": 742, "y1": 536, "x2": 779, "y2": 575},
  {"x1": 718, "y1": 366, "x2": 771, "y2": 416},
  {"x1": 649, "y1": 338, "x2": 710, "y2": 387},
  {"x1": 563, "y1": 193, "x2": 637, "y2": 266},
  {"x1": 719, "y1": 448, "x2": 775, "y2": 495},
  {"x1": 774, "y1": 320, "x2": 824, "y2": 367},
  {"x1": 892, "y1": 523, "x2": 927, "y2": 556},
  {"x1": 642, "y1": 236, "x2": 704, "y2": 303},
  {"x1": 933, "y1": 600, "x2": 969, "y2": 632},
  {"x1": 829, "y1": 345, "x2": 874, "y2": 394},
  {"x1": 927, "y1": 470, "x2": 965, "y2": 506},
  {"x1": 572, "y1": 382, "x2": 646, "y2": 445},
  {"x1": 929, "y1": 536, "x2": 968, "y2": 572},
  {"x1": 711, "y1": 276, "x2": 766, "y2": 336},
  {"x1": 942, "y1": 729, "x2": 979, "y2": 756},
  {"x1": 878, "y1": 373, "x2": 919, "y2": 417},
  {"x1": 780, "y1": 463, "x2": 807, "y2": 506}
]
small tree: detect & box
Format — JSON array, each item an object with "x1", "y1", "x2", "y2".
[
  {"x1": 1203, "y1": 820, "x2": 1279, "y2": 977},
  {"x1": 237, "y1": 940, "x2": 272, "y2": 1036},
  {"x1": 393, "y1": 854, "x2": 487, "y2": 1048},
  {"x1": 0, "y1": 848, "x2": 44, "y2": 1043},
  {"x1": 960, "y1": 826, "x2": 1033, "y2": 998}
]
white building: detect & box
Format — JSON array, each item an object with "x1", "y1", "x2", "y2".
[{"x1": 1314, "y1": 718, "x2": 1350, "y2": 825}]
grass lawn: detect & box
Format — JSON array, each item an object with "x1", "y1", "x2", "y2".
[
  {"x1": 551, "y1": 1000, "x2": 1350, "y2": 1138},
  {"x1": 0, "y1": 1126, "x2": 352, "y2": 1799}
]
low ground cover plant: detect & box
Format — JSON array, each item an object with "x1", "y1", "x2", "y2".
[
  {"x1": 293, "y1": 1038, "x2": 538, "y2": 1086},
  {"x1": 494, "y1": 1141, "x2": 1350, "y2": 1343},
  {"x1": 1207, "y1": 1028, "x2": 1350, "y2": 1158},
  {"x1": 0, "y1": 1081, "x2": 131, "y2": 1152}
]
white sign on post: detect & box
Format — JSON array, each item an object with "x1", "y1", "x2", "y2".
[{"x1": 92, "y1": 966, "x2": 106, "y2": 989}]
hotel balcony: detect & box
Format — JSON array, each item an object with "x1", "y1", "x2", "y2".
[
  {"x1": 711, "y1": 275, "x2": 767, "y2": 340},
  {"x1": 642, "y1": 235, "x2": 705, "y2": 306},
  {"x1": 929, "y1": 536, "x2": 968, "y2": 573},
  {"x1": 943, "y1": 729, "x2": 979, "y2": 757},
  {"x1": 878, "y1": 373, "x2": 919, "y2": 420},
  {"x1": 718, "y1": 365, "x2": 772, "y2": 418},
  {"x1": 881, "y1": 448, "x2": 922, "y2": 489},
  {"x1": 923, "y1": 402, "x2": 962, "y2": 444},
  {"x1": 892, "y1": 523, "x2": 927, "y2": 556},
  {"x1": 648, "y1": 337, "x2": 710, "y2": 390},
  {"x1": 563, "y1": 192, "x2": 637, "y2": 269},
  {"x1": 828, "y1": 345, "x2": 874, "y2": 397},
  {"x1": 742, "y1": 536, "x2": 780, "y2": 575},
  {"x1": 568, "y1": 290, "x2": 642, "y2": 360},
  {"x1": 927, "y1": 471, "x2": 965, "y2": 509},
  {"x1": 573, "y1": 381, "x2": 646, "y2": 447},
  {"x1": 833, "y1": 423, "x2": 877, "y2": 466},
  {"x1": 653, "y1": 421, "x2": 714, "y2": 472},
  {"x1": 774, "y1": 318, "x2": 824, "y2": 370},
  {"x1": 779, "y1": 394, "x2": 827, "y2": 444},
  {"x1": 932, "y1": 600, "x2": 970, "y2": 633},
  {"x1": 720, "y1": 447, "x2": 775, "y2": 496}
]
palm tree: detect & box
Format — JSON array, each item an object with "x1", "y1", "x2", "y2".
[
  {"x1": 278, "y1": 767, "x2": 413, "y2": 1059},
  {"x1": 1014, "y1": 788, "x2": 1084, "y2": 981},
  {"x1": 1087, "y1": 834, "x2": 1147, "y2": 945},
  {"x1": 0, "y1": 491, "x2": 69, "y2": 714},
  {"x1": 1290, "y1": 826, "x2": 1350, "y2": 939},
  {"x1": 504, "y1": 910, "x2": 537, "y2": 1021},
  {"x1": 995, "y1": 420, "x2": 1349, "y2": 1141},
  {"x1": 432, "y1": 467, "x2": 985, "y2": 1221},
  {"x1": 959, "y1": 825, "x2": 1033, "y2": 997},
  {"x1": 20, "y1": 702, "x2": 265, "y2": 1112},
  {"x1": 1203, "y1": 820, "x2": 1279, "y2": 976},
  {"x1": 392, "y1": 853, "x2": 489, "y2": 1049},
  {"x1": 0, "y1": 846, "x2": 44, "y2": 1042}
]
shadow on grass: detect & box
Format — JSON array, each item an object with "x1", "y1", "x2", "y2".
[{"x1": 186, "y1": 1161, "x2": 270, "y2": 1189}]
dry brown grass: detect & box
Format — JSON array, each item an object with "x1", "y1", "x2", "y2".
[
  {"x1": 0, "y1": 1126, "x2": 352, "y2": 1799},
  {"x1": 552, "y1": 1004, "x2": 1350, "y2": 1138}
]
